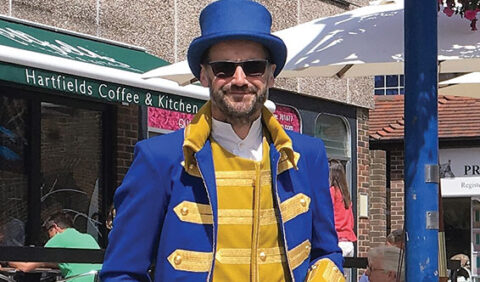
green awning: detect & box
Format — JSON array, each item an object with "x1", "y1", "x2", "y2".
[
  {"x1": 0, "y1": 16, "x2": 208, "y2": 113},
  {"x1": 0, "y1": 17, "x2": 168, "y2": 73}
]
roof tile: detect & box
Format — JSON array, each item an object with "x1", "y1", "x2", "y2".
[{"x1": 369, "y1": 95, "x2": 480, "y2": 140}]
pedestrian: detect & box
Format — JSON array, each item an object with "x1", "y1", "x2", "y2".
[
  {"x1": 100, "y1": 0, "x2": 343, "y2": 281},
  {"x1": 365, "y1": 245, "x2": 404, "y2": 282},
  {"x1": 329, "y1": 159, "x2": 357, "y2": 257}
]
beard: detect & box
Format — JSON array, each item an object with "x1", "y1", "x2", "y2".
[{"x1": 210, "y1": 84, "x2": 267, "y2": 123}]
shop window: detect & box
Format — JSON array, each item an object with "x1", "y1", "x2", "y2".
[
  {"x1": 374, "y1": 75, "x2": 404, "y2": 95},
  {"x1": 314, "y1": 114, "x2": 351, "y2": 160},
  {"x1": 0, "y1": 88, "x2": 112, "y2": 248},
  {"x1": 39, "y1": 103, "x2": 103, "y2": 243},
  {"x1": 443, "y1": 197, "x2": 471, "y2": 262},
  {"x1": 0, "y1": 96, "x2": 28, "y2": 247}
]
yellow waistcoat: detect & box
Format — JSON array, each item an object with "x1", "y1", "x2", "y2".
[{"x1": 211, "y1": 136, "x2": 290, "y2": 282}]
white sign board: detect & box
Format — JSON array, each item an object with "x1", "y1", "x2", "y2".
[{"x1": 440, "y1": 148, "x2": 480, "y2": 197}]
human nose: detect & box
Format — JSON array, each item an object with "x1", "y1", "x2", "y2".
[{"x1": 231, "y1": 65, "x2": 248, "y2": 86}]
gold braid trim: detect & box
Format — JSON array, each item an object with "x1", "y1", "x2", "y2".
[
  {"x1": 278, "y1": 151, "x2": 301, "y2": 174},
  {"x1": 215, "y1": 247, "x2": 286, "y2": 264},
  {"x1": 174, "y1": 201, "x2": 281, "y2": 225},
  {"x1": 173, "y1": 201, "x2": 213, "y2": 224},
  {"x1": 305, "y1": 258, "x2": 345, "y2": 282},
  {"x1": 287, "y1": 240, "x2": 311, "y2": 270},
  {"x1": 215, "y1": 170, "x2": 271, "y2": 187},
  {"x1": 280, "y1": 193, "x2": 311, "y2": 222},
  {"x1": 217, "y1": 208, "x2": 279, "y2": 225},
  {"x1": 167, "y1": 249, "x2": 213, "y2": 272},
  {"x1": 173, "y1": 194, "x2": 310, "y2": 226}
]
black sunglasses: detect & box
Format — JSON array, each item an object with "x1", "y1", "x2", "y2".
[{"x1": 207, "y1": 59, "x2": 269, "y2": 78}]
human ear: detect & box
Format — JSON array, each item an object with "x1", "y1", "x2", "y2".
[
  {"x1": 267, "y1": 64, "x2": 276, "y2": 88},
  {"x1": 199, "y1": 65, "x2": 210, "y2": 87}
]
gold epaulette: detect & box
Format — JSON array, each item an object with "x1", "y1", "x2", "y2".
[{"x1": 305, "y1": 258, "x2": 345, "y2": 282}]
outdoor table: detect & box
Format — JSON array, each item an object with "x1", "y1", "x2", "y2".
[{"x1": 0, "y1": 267, "x2": 61, "y2": 282}]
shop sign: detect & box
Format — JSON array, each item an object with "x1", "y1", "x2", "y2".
[
  {"x1": 273, "y1": 104, "x2": 301, "y2": 133},
  {"x1": 0, "y1": 62, "x2": 205, "y2": 114},
  {"x1": 0, "y1": 18, "x2": 167, "y2": 73},
  {"x1": 440, "y1": 148, "x2": 480, "y2": 197},
  {"x1": 148, "y1": 107, "x2": 194, "y2": 131}
]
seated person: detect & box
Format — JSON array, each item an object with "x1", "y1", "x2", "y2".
[
  {"x1": 365, "y1": 245, "x2": 405, "y2": 282},
  {"x1": 8, "y1": 212, "x2": 102, "y2": 282},
  {"x1": 0, "y1": 217, "x2": 25, "y2": 247}
]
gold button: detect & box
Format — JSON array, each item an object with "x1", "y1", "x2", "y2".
[
  {"x1": 259, "y1": 252, "x2": 266, "y2": 261},
  {"x1": 174, "y1": 255, "x2": 182, "y2": 265},
  {"x1": 311, "y1": 264, "x2": 317, "y2": 270},
  {"x1": 300, "y1": 198, "x2": 307, "y2": 207},
  {"x1": 181, "y1": 207, "x2": 189, "y2": 216},
  {"x1": 305, "y1": 244, "x2": 310, "y2": 251},
  {"x1": 189, "y1": 164, "x2": 195, "y2": 169}
]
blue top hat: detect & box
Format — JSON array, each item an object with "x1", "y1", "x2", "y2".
[{"x1": 187, "y1": 0, "x2": 287, "y2": 80}]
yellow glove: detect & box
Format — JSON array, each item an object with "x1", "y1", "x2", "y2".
[{"x1": 305, "y1": 258, "x2": 345, "y2": 282}]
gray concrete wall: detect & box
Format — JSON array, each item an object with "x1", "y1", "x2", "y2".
[{"x1": 2, "y1": 0, "x2": 373, "y2": 108}]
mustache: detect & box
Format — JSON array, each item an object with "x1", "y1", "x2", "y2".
[{"x1": 222, "y1": 85, "x2": 258, "y2": 93}]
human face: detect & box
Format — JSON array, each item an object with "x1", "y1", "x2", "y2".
[
  {"x1": 47, "y1": 224, "x2": 60, "y2": 238},
  {"x1": 199, "y1": 40, "x2": 276, "y2": 123},
  {"x1": 365, "y1": 261, "x2": 397, "y2": 282}
]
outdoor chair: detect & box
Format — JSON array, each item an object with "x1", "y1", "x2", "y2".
[{"x1": 0, "y1": 273, "x2": 14, "y2": 282}]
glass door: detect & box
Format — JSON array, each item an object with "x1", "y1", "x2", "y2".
[
  {"x1": 40, "y1": 102, "x2": 103, "y2": 242},
  {"x1": 0, "y1": 95, "x2": 29, "y2": 247}
]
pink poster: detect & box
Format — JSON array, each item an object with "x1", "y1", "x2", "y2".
[
  {"x1": 148, "y1": 107, "x2": 195, "y2": 131},
  {"x1": 149, "y1": 104, "x2": 301, "y2": 133},
  {"x1": 273, "y1": 105, "x2": 301, "y2": 133}
]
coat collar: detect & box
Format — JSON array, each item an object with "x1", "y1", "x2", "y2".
[{"x1": 182, "y1": 101, "x2": 299, "y2": 176}]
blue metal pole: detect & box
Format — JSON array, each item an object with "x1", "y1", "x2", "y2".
[{"x1": 404, "y1": 0, "x2": 439, "y2": 281}]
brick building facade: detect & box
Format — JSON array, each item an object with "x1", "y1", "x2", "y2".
[{"x1": 369, "y1": 95, "x2": 480, "y2": 279}]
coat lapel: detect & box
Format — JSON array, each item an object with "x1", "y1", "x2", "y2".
[{"x1": 194, "y1": 140, "x2": 218, "y2": 237}]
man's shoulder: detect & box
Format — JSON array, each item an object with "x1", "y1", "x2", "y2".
[
  {"x1": 138, "y1": 129, "x2": 185, "y2": 147},
  {"x1": 45, "y1": 228, "x2": 74, "y2": 247},
  {"x1": 286, "y1": 130, "x2": 325, "y2": 151},
  {"x1": 135, "y1": 129, "x2": 185, "y2": 158},
  {"x1": 46, "y1": 229, "x2": 100, "y2": 249}
]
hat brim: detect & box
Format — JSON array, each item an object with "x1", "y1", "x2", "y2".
[{"x1": 187, "y1": 32, "x2": 287, "y2": 80}]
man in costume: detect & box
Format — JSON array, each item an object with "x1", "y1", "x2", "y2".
[{"x1": 100, "y1": 0, "x2": 343, "y2": 281}]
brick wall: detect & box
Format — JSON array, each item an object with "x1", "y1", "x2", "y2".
[
  {"x1": 369, "y1": 150, "x2": 387, "y2": 247},
  {"x1": 390, "y1": 148, "x2": 405, "y2": 230},
  {"x1": 356, "y1": 108, "x2": 370, "y2": 257},
  {"x1": 115, "y1": 105, "x2": 139, "y2": 187}
]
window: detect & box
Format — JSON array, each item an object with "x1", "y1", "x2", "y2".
[
  {"x1": 314, "y1": 114, "x2": 350, "y2": 160},
  {"x1": 40, "y1": 102, "x2": 104, "y2": 243},
  {"x1": 0, "y1": 86, "x2": 113, "y2": 248},
  {"x1": 374, "y1": 75, "x2": 404, "y2": 95},
  {"x1": 0, "y1": 96, "x2": 28, "y2": 247}
]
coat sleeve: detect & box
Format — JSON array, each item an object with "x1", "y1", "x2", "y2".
[
  {"x1": 308, "y1": 140, "x2": 344, "y2": 272},
  {"x1": 100, "y1": 141, "x2": 171, "y2": 281}
]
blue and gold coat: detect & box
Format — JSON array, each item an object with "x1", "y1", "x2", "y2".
[{"x1": 100, "y1": 102, "x2": 343, "y2": 281}]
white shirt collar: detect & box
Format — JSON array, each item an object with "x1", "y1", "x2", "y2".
[{"x1": 211, "y1": 116, "x2": 263, "y2": 161}]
